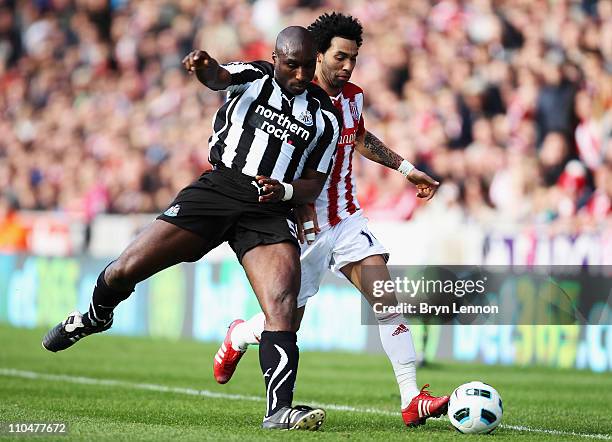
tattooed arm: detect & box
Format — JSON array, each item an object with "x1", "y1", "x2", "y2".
[
  {"x1": 354, "y1": 131, "x2": 404, "y2": 169},
  {"x1": 355, "y1": 130, "x2": 440, "y2": 200}
]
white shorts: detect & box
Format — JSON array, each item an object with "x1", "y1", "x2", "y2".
[{"x1": 297, "y1": 211, "x2": 388, "y2": 308}]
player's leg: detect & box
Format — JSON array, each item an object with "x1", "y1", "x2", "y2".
[
  {"x1": 214, "y1": 228, "x2": 329, "y2": 384},
  {"x1": 340, "y1": 256, "x2": 419, "y2": 398},
  {"x1": 340, "y1": 254, "x2": 449, "y2": 426},
  {"x1": 242, "y1": 242, "x2": 300, "y2": 329},
  {"x1": 97, "y1": 218, "x2": 212, "y2": 310},
  {"x1": 241, "y1": 242, "x2": 323, "y2": 430},
  {"x1": 42, "y1": 219, "x2": 211, "y2": 352},
  {"x1": 43, "y1": 175, "x2": 234, "y2": 352}
]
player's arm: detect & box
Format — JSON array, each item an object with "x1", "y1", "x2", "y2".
[
  {"x1": 355, "y1": 130, "x2": 440, "y2": 200},
  {"x1": 257, "y1": 168, "x2": 328, "y2": 205},
  {"x1": 355, "y1": 130, "x2": 402, "y2": 169},
  {"x1": 182, "y1": 50, "x2": 231, "y2": 90},
  {"x1": 183, "y1": 51, "x2": 269, "y2": 93}
]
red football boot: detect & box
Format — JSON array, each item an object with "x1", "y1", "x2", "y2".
[
  {"x1": 401, "y1": 384, "x2": 450, "y2": 427},
  {"x1": 213, "y1": 319, "x2": 246, "y2": 384}
]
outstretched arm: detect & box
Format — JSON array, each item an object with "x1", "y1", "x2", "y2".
[
  {"x1": 356, "y1": 130, "x2": 404, "y2": 169},
  {"x1": 182, "y1": 50, "x2": 231, "y2": 90},
  {"x1": 355, "y1": 130, "x2": 440, "y2": 200}
]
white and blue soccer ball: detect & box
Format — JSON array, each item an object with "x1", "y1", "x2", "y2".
[{"x1": 447, "y1": 381, "x2": 503, "y2": 434}]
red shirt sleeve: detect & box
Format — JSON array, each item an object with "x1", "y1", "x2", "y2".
[{"x1": 357, "y1": 114, "x2": 365, "y2": 136}]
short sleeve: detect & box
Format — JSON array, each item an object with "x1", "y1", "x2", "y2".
[{"x1": 221, "y1": 60, "x2": 273, "y2": 95}]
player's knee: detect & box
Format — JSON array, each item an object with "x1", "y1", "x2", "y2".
[
  {"x1": 264, "y1": 289, "x2": 297, "y2": 329},
  {"x1": 270, "y1": 288, "x2": 297, "y2": 309},
  {"x1": 366, "y1": 289, "x2": 398, "y2": 309}
]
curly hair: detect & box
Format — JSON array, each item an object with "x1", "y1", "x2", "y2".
[{"x1": 308, "y1": 12, "x2": 363, "y2": 54}]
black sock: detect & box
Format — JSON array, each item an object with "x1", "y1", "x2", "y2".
[
  {"x1": 259, "y1": 331, "x2": 299, "y2": 418},
  {"x1": 88, "y1": 266, "x2": 133, "y2": 324}
]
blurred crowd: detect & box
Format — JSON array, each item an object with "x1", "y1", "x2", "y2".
[{"x1": 1, "y1": 0, "x2": 611, "y2": 252}]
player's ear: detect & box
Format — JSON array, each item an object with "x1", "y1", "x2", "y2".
[
  {"x1": 272, "y1": 51, "x2": 277, "y2": 64},
  {"x1": 317, "y1": 52, "x2": 323, "y2": 63}
]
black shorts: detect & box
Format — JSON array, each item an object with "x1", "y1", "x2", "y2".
[{"x1": 157, "y1": 166, "x2": 299, "y2": 263}]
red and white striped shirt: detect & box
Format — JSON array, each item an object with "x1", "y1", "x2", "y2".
[{"x1": 315, "y1": 82, "x2": 365, "y2": 231}]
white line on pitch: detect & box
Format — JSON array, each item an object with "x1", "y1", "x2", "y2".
[
  {"x1": 501, "y1": 424, "x2": 611, "y2": 440},
  {"x1": 1, "y1": 368, "x2": 610, "y2": 440}
]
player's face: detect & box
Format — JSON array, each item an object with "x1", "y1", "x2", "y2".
[
  {"x1": 318, "y1": 37, "x2": 359, "y2": 90},
  {"x1": 273, "y1": 49, "x2": 316, "y2": 95}
]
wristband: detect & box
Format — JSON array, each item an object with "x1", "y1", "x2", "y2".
[
  {"x1": 281, "y1": 182, "x2": 294, "y2": 201},
  {"x1": 398, "y1": 159, "x2": 415, "y2": 177}
]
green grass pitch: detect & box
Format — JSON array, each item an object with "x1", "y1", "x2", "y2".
[{"x1": 0, "y1": 324, "x2": 610, "y2": 441}]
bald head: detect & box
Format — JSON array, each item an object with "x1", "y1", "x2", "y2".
[
  {"x1": 272, "y1": 26, "x2": 317, "y2": 95},
  {"x1": 275, "y1": 26, "x2": 315, "y2": 57}
]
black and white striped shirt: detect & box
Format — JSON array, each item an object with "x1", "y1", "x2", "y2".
[{"x1": 208, "y1": 61, "x2": 341, "y2": 182}]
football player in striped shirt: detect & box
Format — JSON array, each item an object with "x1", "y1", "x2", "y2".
[
  {"x1": 42, "y1": 26, "x2": 341, "y2": 431},
  {"x1": 213, "y1": 13, "x2": 449, "y2": 427}
]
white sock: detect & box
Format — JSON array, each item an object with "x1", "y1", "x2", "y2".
[
  {"x1": 376, "y1": 312, "x2": 420, "y2": 409},
  {"x1": 230, "y1": 312, "x2": 265, "y2": 351}
]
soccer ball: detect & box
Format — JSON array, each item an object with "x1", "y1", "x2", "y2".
[{"x1": 447, "y1": 381, "x2": 503, "y2": 434}]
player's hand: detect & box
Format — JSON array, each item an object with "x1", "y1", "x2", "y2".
[
  {"x1": 182, "y1": 50, "x2": 217, "y2": 74},
  {"x1": 255, "y1": 175, "x2": 285, "y2": 203},
  {"x1": 407, "y1": 169, "x2": 440, "y2": 200},
  {"x1": 294, "y1": 204, "x2": 319, "y2": 244}
]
